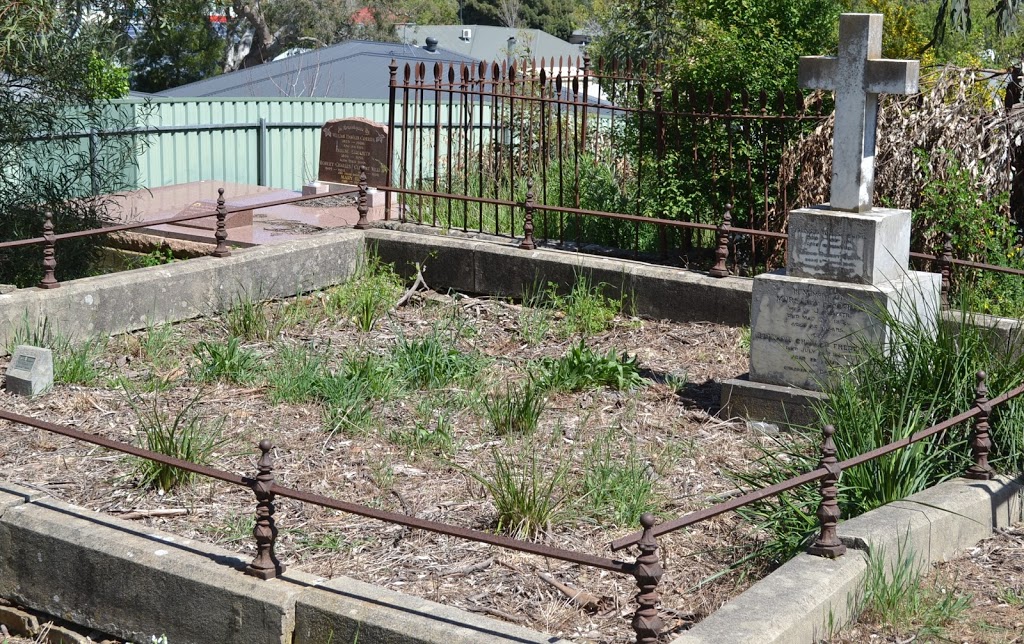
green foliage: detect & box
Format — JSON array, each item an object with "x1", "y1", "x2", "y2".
[
  {"x1": 390, "y1": 327, "x2": 485, "y2": 390},
  {"x1": 0, "y1": 1, "x2": 144, "y2": 287},
  {"x1": 535, "y1": 340, "x2": 647, "y2": 392},
  {"x1": 191, "y1": 337, "x2": 260, "y2": 384},
  {"x1": 266, "y1": 344, "x2": 326, "y2": 403},
  {"x1": 467, "y1": 443, "x2": 572, "y2": 539},
  {"x1": 86, "y1": 52, "x2": 130, "y2": 100},
  {"x1": 388, "y1": 401, "x2": 456, "y2": 456},
  {"x1": 317, "y1": 371, "x2": 375, "y2": 437},
  {"x1": 130, "y1": 0, "x2": 223, "y2": 93},
  {"x1": 327, "y1": 252, "x2": 404, "y2": 331},
  {"x1": 483, "y1": 382, "x2": 547, "y2": 436},
  {"x1": 225, "y1": 295, "x2": 285, "y2": 342},
  {"x1": 731, "y1": 299, "x2": 1024, "y2": 569},
  {"x1": 857, "y1": 538, "x2": 970, "y2": 638},
  {"x1": 57, "y1": 338, "x2": 106, "y2": 386},
  {"x1": 581, "y1": 435, "x2": 658, "y2": 526},
  {"x1": 128, "y1": 392, "x2": 226, "y2": 492},
  {"x1": 543, "y1": 273, "x2": 627, "y2": 338}
]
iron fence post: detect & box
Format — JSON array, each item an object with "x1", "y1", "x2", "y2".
[
  {"x1": 354, "y1": 166, "x2": 370, "y2": 230},
  {"x1": 966, "y1": 371, "x2": 994, "y2": 480},
  {"x1": 89, "y1": 128, "x2": 100, "y2": 196},
  {"x1": 628, "y1": 513, "x2": 664, "y2": 644},
  {"x1": 386, "y1": 59, "x2": 398, "y2": 220},
  {"x1": 938, "y1": 232, "x2": 952, "y2": 308},
  {"x1": 709, "y1": 204, "x2": 732, "y2": 278},
  {"x1": 807, "y1": 425, "x2": 846, "y2": 558},
  {"x1": 247, "y1": 440, "x2": 285, "y2": 580},
  {"x1": 257, "y1": 117, "x2": 268, "y2": 186},
  {"x1": 212, "y1": 188, "x2": 231, "y2": 258},
  {"x1": 38, "y1": 210, "x2": 59, "y2": 289},
  {"x1": 520, "y1": 179, "x2": 535, "y2": 250}
]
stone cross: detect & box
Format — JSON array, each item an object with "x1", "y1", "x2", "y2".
[{"x1": 798, "y1": 13, "x2": 919, "y2": 212}]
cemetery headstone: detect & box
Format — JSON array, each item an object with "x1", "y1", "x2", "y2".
[
  {"x1": 5, "y1": 345, "x2": 53, "y2": 397},
  {"x1": 317, "y1": 118, "x2": 389, "y2": 187},
  {"x1": 741, "y1": 13, "x2": 940, "y2": 395}
]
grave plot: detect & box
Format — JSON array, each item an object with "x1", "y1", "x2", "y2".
[{"x1": 0, "y1": 258, "x2": 769, "y2": 642}]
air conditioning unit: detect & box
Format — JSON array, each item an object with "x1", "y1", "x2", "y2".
[{"x1": 461, "y1": 28, "x2": 472, "y2": 40}]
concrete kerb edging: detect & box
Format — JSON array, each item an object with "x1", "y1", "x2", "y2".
[
  {"x1": 0, "y1": 481, "x2": 560, "y2": 644},
  {"x1": 671, "y1": 474, "x2": 1024, "y2": 644}
]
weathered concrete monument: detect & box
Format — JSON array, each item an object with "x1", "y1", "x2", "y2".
[{"x1": 724, "y1": 13, "x2": 941, "y2": 419}]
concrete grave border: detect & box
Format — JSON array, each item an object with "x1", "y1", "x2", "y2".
[{"x1": 1, "y1": 228, "x2": 1023, "y2": 643}]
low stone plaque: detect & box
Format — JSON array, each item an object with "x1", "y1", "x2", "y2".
[
  {"x1": 318, "y1": 118, "x2": 389, "y2": 187},
  {"x1": 4, "y1": 345, "x2": 53, "y2": 397},
  {"x1": 749, "y1": 271, "x2": 940, "y2": 390},
  {"x1": 787, "y1": 206, "x2": 910, "y2": 286}
]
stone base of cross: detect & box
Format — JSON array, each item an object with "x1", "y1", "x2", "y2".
[{"x1": 727, "y1": 13, "x2": 940, "y2": 410}]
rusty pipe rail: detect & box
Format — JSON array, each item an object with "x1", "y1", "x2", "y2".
[{"x1": 0, "y1": 187, "x2": 359, "y2": 250}]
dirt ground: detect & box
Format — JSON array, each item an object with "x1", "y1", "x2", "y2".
[{"x1": 0, "y1": 284, "x2": 767, "y2": 643}]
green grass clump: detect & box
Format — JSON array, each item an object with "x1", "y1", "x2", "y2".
[
  {"x1": 730, "y1": 297, "x2": 1024, "y2": 571},
  {"x1": 327, "y1": 251, "x2": 404, "y2": 331},
  {"x1": 390, "y1": 327, "x2": 484, "y2": 390},
  {"x1": 316, "y1": 370, "x2": 375, "y2": 437},
  {"x1": 388, "y1": 402, "x2": 456, "y2": 456},
  {"x1": 483, "y1": 381, "x2": 547, "y2": 436},
  {"x1": 856, "y1": 538, "x2": 970, "y2": 639},
  {"x1": 7, "y1": 316, "x2": 106, "y2": 387},
  {"x1": 192, "y1": 337, "x2": 260, "y2": 384},
  {"x1": 581, "y1": 436, "x2": 658, "y2": 527},
  {"x1": 545, "y1": 272, "x2": 627, "y2": 338},
  {"x1": 535, "y1": 340, "x2": 647, "y2": 392},
  {"x1": 467, "y1": 443, "x2": 572, "y2": 540},
  {"x1": 128, "y1": 393, "x2": 226, "y2": 492},
  {"x1": 225, "y1": 294, "x2": 285, "y2": 342},
  {"x1": 266, "y1": 344, "x2": 327, "y2": 403}
]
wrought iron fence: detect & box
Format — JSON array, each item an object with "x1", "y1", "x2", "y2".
[
  {"x1": 0, "y1": 367, "x2": 1017, "y2": 643},
  {"x1": 385, "y1": 55, "x2": 827, "y2": 266}
]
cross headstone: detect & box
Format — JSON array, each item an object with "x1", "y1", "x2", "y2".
[
  {"x1": 4, "y1": 345, "x2": 53, "y2": 397},
  {"x1": 798, "y1": 13, "x2": 919, "y2": 212}
]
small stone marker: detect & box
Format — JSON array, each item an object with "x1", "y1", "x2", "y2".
[
  {"x1": 798, "y1": 13, "x2": 919, "y2": 212},
  {"x1": 318, "y1": 117, "x2": 389, "y2": 187},
  {"x1": 5, "y1": 345, "x2": 53, "y2": 397}
]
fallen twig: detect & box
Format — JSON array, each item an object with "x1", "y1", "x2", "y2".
[
  {"x1": 444, "y1": 557, "x2": 494, "y2": 577},
  {"x1": 116, "y1": 509, "x2": 188, "y2": 520},
  {"x1": 538, "y1": 572, "x2": 602, "y2": 611},
  {"x1": 396, "y1": 263, "x2": 428, "y2": 307}
]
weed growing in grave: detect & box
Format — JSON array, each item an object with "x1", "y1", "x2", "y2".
[
  {"x1": 535, "y1": 340, "x2": 647, "y2": 392},
  {"x1": 517, "y1": 279, "x2": 553, "y2": 345},
  {"x1": 205, "y1": 512, "x2": 256, "y2": 543},
  {"x1": 545, "y1": 272, "x2": 627, "y2": 338},
  {"x1": 56, "y1": 338, "x2": 106, "y2": 385},
  {"x1": 225, "y1": 294, "x2": 285, "y2": 341},
  {"x1": 338, "y1": 352, "x2": 401, "y2": 400},
  {"x1": 127, "y1": 391, "x2": 226, "y2": 492},
  {"x1": 390, "y1": 326, "x2": 485, "y2": 390},
  {"x1": 465, "y1": 442, "x2": 572, "y2": 540},
  {"x1": 191, "y1": 337, "x2": 260, "y2": 384},
  {"x1": 266, "y1": 344, "x2": 327, "y2": 403},
  {"x1": 369, "y1": 456, "x2": 395, "y2": 492},
  {"x1": 326, "y1": 251, "x2": 404, "y2": 331},
  {"x1": 483, "y1": 381, "x2": 546, "y2": 436},
  {"x1": 581, "y1": 434, "x2": 658, "y2": 527},
  {"x1": 389, "y1": 400, "x2": 456, "y2": 456},
  {"x1": 139, "y1": 322, "x2": 178, "y2": 369},
  {"x1": 6, "y1": 315, "x2": 66, "y2": 355},
  {"x1": 317, "y1": 370, "x2": 374, "y2": 437},
  {"x1": 855, "y1": 538, "x2": 970, "y2": 638}
]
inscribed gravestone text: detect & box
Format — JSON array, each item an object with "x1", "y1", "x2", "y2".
[{"x1": 318, "y1": 118, "x2": 389, "y2": 187}]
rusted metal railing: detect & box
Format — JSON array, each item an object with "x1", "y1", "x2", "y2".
[
  {"x1": 3, "y1": 370, "x2": 1023, "y2": 641},
  {"x1": 0, "y1": 186, "x2": 360, "y2": 288}
]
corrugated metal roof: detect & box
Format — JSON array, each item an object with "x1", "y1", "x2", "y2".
[
  {"x1": 398, "y1": 25, "x2": 584, "y2": 65},
  {"x1": 157, "y1": 40, "x2": 477, "y2": 100}
]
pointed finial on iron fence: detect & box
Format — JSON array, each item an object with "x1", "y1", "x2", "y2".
[
  {"x1": 629, "y1": 513, "x2": 664, "y2": 644},
  {"x1": 212, "y1": 188, "x2": 231, "y2": 258},
  {"x1": 966, "y1": 371, "x2": 994, "y2": 480},
  {"x1": 709, "y1": 204, "x2": 732, "y2": 278},
  {"x1": 355, "y1": 166, "x2": 370, "y2": 230},
  {"x1": 246, "y1": 439, "x2": 285, "y2": 580},
  {"x1": 807, "y1": 425, "x2": 846, "y2": 558},
  {"x1": 38, "y1": 210, "x2": 60, "y2": 289},
  {"x1": 520, "y1": 179, "x2": 536, "y2": 250}
]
